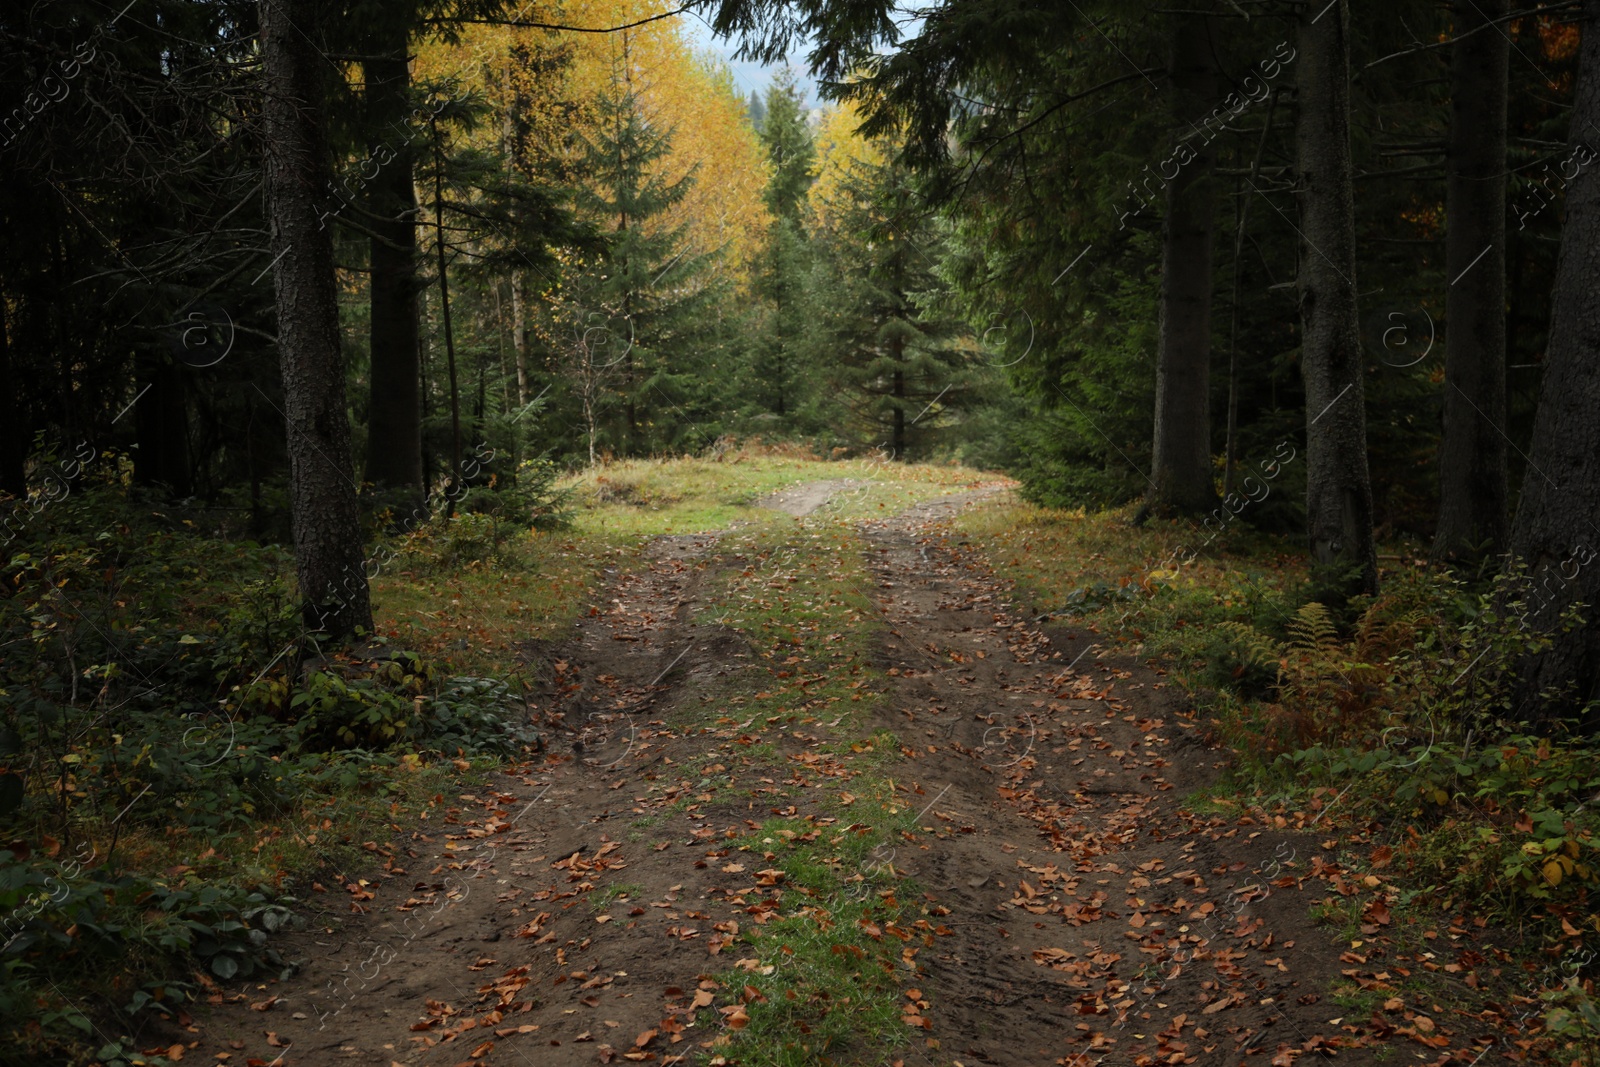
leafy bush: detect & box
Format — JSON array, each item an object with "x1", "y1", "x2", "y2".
[
  {"x1": 1, "y1": 849, "x2": 293, "y2": 1010},
  {"x1": 283, "y1": 653, "x2": 537, "y2": 755},
  {"x1": 0, "y1": 478, "x2": 543, "y2": 1054}
]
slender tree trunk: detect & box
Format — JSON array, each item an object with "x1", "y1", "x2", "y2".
[
  {"x1": 1150, "y1": 14, "x2": 1221, "y2": 515},
  {"x1": 430, "y1": 116, "x2": 462, "y2": 489},
  {"x1": 1294, "y1": 0, "x2": 1379, "y2": 597},
  {"x1": 892, "y1": 357, "x2": 906, "y2": 458},
  {"x1": 364, "y1": 21, "x2": 425, "y2": 494},
  {"x1": 475, "y1": 309, "x2": 487, "y2": 422},
  {"x1": 260, "y1": 0, "x2": 373, "y2": 638},
  {"x1": 1506, "y1": 0, "x2": 1600, "y2": 731},
  {"x1": 1224, "y1": 89, "x2": 1279, "y2": 498},
  {"x1": 510, "y1": 271, "x2": 529, "y2": 407},
  {"x1": 1224, "y1": 174, "x2": 1243, "y2": 500},
  {"x1": 1434, "y1": 0, "x2": 1510, "y2": 564},
  {"x1": 0, "y1": 293, "x2": 27, "y2": 497}
]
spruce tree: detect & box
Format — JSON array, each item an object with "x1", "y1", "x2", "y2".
[
  {"x1": 753, "y1": 70, "x2": 816, "y2": 417},
  {"x1": 814, "y1": 150, "x2": 969, "y2": 459},
  {"x1": 541, "y1": 47, "x2": 716, "y2": 459}
]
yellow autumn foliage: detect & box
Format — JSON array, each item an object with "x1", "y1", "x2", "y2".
[{"x1": 413, "y1": 1, "x2": 771, "y2": 291}]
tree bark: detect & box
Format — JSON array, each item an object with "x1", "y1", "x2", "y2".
[
  {"x1": 1294, "y1": 0, "x2": 1379, "y2": 597},
  {"x1": 430, "y1": 115, "x2": 462, "y2": 489},
  {"x1": 891, "y1": 358, "x2": 906, "y2": 459},
  {"x1": 1506, "y1": 0, "x2": 1600, "y2": 730},
  {"x1": 1150, "y1": 13, "x2": 1220, "y2": 515},
  {"x1": 1224, "y1": 89, "x2": 1280, "y2": 498},
  {"x1": 1433, "y1": 0, "x2": 1510, "y2": 564},
  {"x1": 510, "y1": 271, "x2": 529, "y2": 407},
  {"x1": 0, "y1": 293, "x2": 26, "y2": 497},
  {"x1": 364, "y1": 21, "x2": 425, "y2": 494},
  {"x1": 260, "y1": 0, "x2": 373, "y2": 639}
]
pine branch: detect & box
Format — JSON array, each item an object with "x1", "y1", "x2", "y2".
[{"x1": 1365, "y1": 3, "x2": 1579, "y2": 69}]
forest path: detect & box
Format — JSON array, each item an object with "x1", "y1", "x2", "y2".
[
  {"x1": 756, "y1": 479, "x2": 868, "y2": 517},
  {"x1": 189, "y1": 491, "x2": 1503, "y2": 1066}
]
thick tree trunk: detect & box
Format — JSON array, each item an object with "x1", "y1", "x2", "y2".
[
  {"x1": 260, "y1": 0, "x2": 373, "y2": 639},
  {"x1": 1150, "y1": 14, "x2": 1220, "y2": 515},
  {"x1": 1294, "y1": 0, "x2": 1379, "y2": 597},
  {"x1": 364, "y1": 24, "x2": 425, "y2": 494},
  {"x1": 1506, "y1": 0, "x2": 1600, "y2": 730},
  {"x1": 1434, "y1": 0, "x2": 1510, "y2": 564}
]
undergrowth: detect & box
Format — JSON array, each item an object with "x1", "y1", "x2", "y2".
[{"x1": 0, "y1": 481, "x2": 548, "y2": 1060}]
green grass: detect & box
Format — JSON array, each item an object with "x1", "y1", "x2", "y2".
[
  {"x1": 562, "y1": 452, "x2": 992, "y2": 538},
  {"x1": 650, "y1": 509, "x2": 939, "y2": 1064},
  {"x1": 370, "y1": 528, "x2": 622, "y2": 676},
  {"x1": 590, "y1": 882, "x2": 646, "y2": 909},
  {"x1": 722, "y1": 804, "x2": 922, "y2": 1064}
]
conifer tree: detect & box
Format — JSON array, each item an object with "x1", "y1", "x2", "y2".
[
  {"x1": 538, "y1": 43, "x2": 716, "y2": 459},
  {"x1": 753, "y1": 70, "x2": 816, "y2": 417},
  {"x1": 814, "y1": 149, "x2": 969, "y2": 458}
]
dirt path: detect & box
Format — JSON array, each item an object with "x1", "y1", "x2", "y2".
[
  {"x1": 189, "y1": 493, "x2": 1507, "y2": 1066},
  {"x1": 757, "y1": 480, "x2": 866, "y2": 517}
]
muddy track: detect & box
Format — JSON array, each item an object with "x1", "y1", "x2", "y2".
[
  {"x1": 854, "y1": 494, "x2": 1500, "y2": 1066},
  {"x1": 192, "y1": 530, "x2": 760, "y2": 1066},
  {"x1": 189, "y1": 489, "x2": 1507, "y2": 1067}
]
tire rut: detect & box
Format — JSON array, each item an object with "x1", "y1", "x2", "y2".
[{"x1": 854, "y1": 495, "x2": 1485, "y2": 1066}]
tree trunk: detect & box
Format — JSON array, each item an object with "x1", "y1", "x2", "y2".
[
  {"x1": 0, "y1": 293, "x2": 26, "y2": 497},
  {"x1": 1433, "y1": 0, "x2": 1510, "y2": 564},
  {"x1": 430, "y1": 115, "x2": 462, "y2": 489},
  {"x1": 260, "y1": 0, "x2": 373, "y2": 639},
  {"x1": 1224, "y1": 89, "x2": 1280, "y2": 498},
  {"x1": 364, "y1": 22, "x2": 425, "y2": 494},
  {"x1": 1150, "y1": 13, "x2": 1220, "y2": 515},
  {"x1": 1506, "y1": 0, "x2": 1600, "y2": 730},
  {"x1": 1294, "y1": 0, "x2": 1379, "y2": 597},
  {"x1": 510, "y1": 271, "x2": 529, "y2": 407},
  {"x1": 892, "y1": 358, "x2": 906, "y2": 458}
]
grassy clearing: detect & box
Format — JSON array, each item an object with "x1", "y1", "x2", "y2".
[{"x1": 562, "y1": 450, "x2": 993, "y2": 538}]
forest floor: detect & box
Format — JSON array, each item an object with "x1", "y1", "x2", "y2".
[{"x1": 173, "y1": 469, "x2": 1541, "y2": 1067}]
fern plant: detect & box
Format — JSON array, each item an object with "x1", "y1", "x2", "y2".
[{"x1": 1285, "y1": 602, "x2": 1338, "y2": 652}]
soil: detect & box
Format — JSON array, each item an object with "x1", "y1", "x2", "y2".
[
  {"x1": 756, "y1": 480, "x2": 866, "y2": 517},
  {"x1": 187, "y1": 487, "x2": 1517, "y2": 1067}
]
